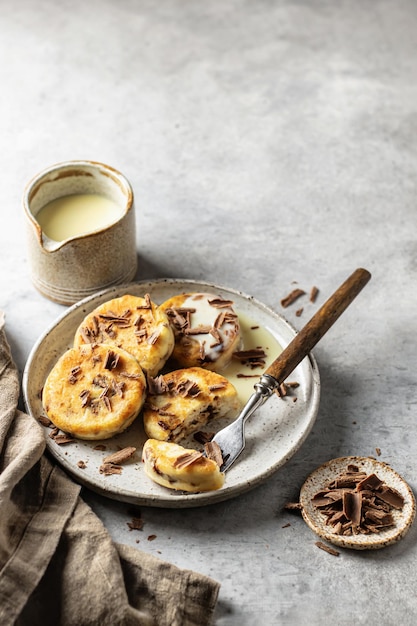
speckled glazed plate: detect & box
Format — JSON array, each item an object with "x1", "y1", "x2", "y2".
[
  {"x1": 23, "y1": 279, "x2": 320, "y2": 508},
  {"x1": 300, "y1": 456, "x2": 416, "y2": 550}
]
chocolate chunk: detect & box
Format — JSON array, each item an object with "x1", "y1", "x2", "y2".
[
  {"x1": 377, "y1": 485, "x2": 405, "y2": 510},
  {"x1": 311, "y1": 467, "x2": 405, "y2": 536},
  {"x1": 357, "y1": 473, "x2": 383, "y2": 492},
  {"x1": 343, "y1": 491, "x2": 362, "y2": 526},
  {"x1": 280, "y1": 288, "x2": 306, "y2": 308}
]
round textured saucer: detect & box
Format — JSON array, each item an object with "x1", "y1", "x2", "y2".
[
  {"x1": 300, "y1": 456, "x2": 416, "y2": 550},
  {"x1": 23, "y1": 278, "x2": 320, "y2": 508}
]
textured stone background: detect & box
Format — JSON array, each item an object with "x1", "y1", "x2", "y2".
[{"x1": 2, "y1": 1, "x2": 417, "y2": 624}]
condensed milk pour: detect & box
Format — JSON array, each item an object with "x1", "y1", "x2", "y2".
[{"x1": 23, "y1": 160, "x2": 137, "y2": 305}]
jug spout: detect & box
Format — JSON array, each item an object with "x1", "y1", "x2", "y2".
[
  {"x1": 41, "y1": 233, "x2": 67, "y2": 253},
  {"x1": 27, "y1": 215, "x2": 66, "y2": 253},
  {"x1": 23, "y1": 160, "x2": 137, "y2": 305}
]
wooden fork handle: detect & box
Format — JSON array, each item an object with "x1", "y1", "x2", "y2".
[{"x1": 265, "y1": 268, "x2": 371, "y2": 384}]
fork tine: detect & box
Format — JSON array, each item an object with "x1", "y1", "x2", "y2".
[
  {"x1": 213, "y1": 419, "x2": 246, "y2": 471},
  {"x1": 212, "y1": 381, "x2": 274, "y2": 471}
]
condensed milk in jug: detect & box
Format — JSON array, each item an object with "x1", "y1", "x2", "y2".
[{"x1": 23, "y1": 160, "x2": 137, "y2": 305}]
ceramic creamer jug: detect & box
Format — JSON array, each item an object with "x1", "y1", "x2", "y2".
[{"x1": 23, "y1": 160, "x2": 137, "y2": 305}]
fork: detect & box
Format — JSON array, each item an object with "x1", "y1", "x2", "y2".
[{"x1": 211, "y1": 268, "x2": 371, "y2": 471}]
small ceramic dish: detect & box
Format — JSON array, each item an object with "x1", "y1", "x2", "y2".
[{"x1": 300, "y1": 456, "x2": 416, "y2": 550}]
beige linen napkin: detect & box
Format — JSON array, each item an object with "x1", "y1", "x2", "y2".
[{"x1": 0, "y1": 312, "x2": 219, "y2": 626}]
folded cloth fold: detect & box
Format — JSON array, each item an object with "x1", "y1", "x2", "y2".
[{"x1": 0, "y1": 313, "x2": 220, "y2": 626}]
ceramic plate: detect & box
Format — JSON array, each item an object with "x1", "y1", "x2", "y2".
[
  {"x1": 23, "y1": 279, "x2": 320, "y2": 508},
  {"x1": 300, "y1": 456, "x2": 416, "y2": 550}
]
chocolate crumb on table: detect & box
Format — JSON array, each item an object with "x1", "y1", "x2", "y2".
[
  {"x1": 280, "y1": 288, "x2": 306, "y2": 308},
  {"x1": 127, "y1": 517, "x2": 144, "y2": 531},
  {"x1": 315, "y1": 541, "x2": 340, "y2": 556},
  {"x1": 284, "y1": 502, "x2": 303, "y2": 512},
  {"x1": 310, "y1": 286, "x2": 319, "y2": 303}
]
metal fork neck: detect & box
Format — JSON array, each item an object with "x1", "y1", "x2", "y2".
[{"x1": 254, "y1": 374, "x2": 280, "y2": 398}]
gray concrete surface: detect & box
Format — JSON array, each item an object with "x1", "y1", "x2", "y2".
[{"x1": 2, "y1": 1, "x2": 417, "y2": 623}]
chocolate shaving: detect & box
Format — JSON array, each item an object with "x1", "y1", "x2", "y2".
[
  {"x1": 343, "y1": 491, "x2": 362, "y2": 526},
  {"x1": 38, "y1": 415, "x2": 53, "y2": 427},
  {"x1": 281, "y1": 288, "x2": 306, "y2": 308},
  {"x1": 68, "y1": 366, "x2": 82, "y2": 384},
  {"x1": 208, "y1": 382, "x2": 227, "y2": 391},
  {"x1": 93, "y1": 374, "x2": 109, "y2": 388},
  {"x1": 315, "y1": 541, "x2": 340, "y2": 556},
  {"x1": 311, "y1": 465, "x2": 405, "y2": 535},
  {"x1": 213, "y1": 311, "x2": 227, "y2": 329},
  {"x1": 104, "y1": 350, "x2": 120, "y2": 370},
  {"x1": 193, "y1": 431, "x2": 215, "y2": 444},
  {"x1": 236, "y1": 373, "x2": 259, "y2": 378},
  {"x1": 127, "y1": 517, "x2": 144, "y2": 531},
  {"x1": 99, "y1": 315, "x2": 131, "y2": 327},
  {"x1": 147, "y1": 374, "x2": 170, "y2": 395},
  {"x1": 79, "y1": 389, "x2": 91, "y2": 407},
  {"x1": 112, "y1": 380, "x2": 126, "y2": 398},
  {"x1": 48, "y1": 427, "x2": 74, "y2": 444},
  {"x1": 284, "y1": 502, "x2": 303, "y2": 511},
  {"x1": 204, "y1": 441, "x2": 224, "y2": 468},
  {"x1": 310, "y1": 286, "x2": 319, "y2": 303},
  {"x1": 103, "y1": 446, "x2": 136, "y2": 465},
  {"x1": 175, "y1": 379, "x2": 201, "y2": 397},
  {"x1": 184, "y1": 325, "x2": 212, "y2": 335},
  {"x1": 277, "y1": 381, "x2": 300, "y2": 398},
  {"x1": 376, "y1": 485, "x2": 405, "y2": 510},
  {"x1": 99, "y1": 463, "x2": 123, "y2": 475},
  {"x1": 207, "y1": 297, "x2": 234, "y2": 308},
  {"x1": 173, "y1": 451, "x2": 204, "y2": 469},
  {"x1": 209, "y1": 327, "x2": 223, "y2": 347},
  {"x1": 136, "y1": 294, "x2": 152, "y2": 310},
  {"x1": 102, "y1": 395, "x2": 112, "y2": 411},
  {"x1": 119, "y1": 371, "x2": 142, "y2": 379},
  {"x1": 357, "y1": 473, "x2": 383, "y2": 492},
  {"x1": 166, "y1": 307, "x2": 195, "y2": 331},
  {"x1": 80, "y1": 327, "x2": 95, "y2": 343},
  {"x1": 232, "y1": 348, "x2": 267, "y2": 369},
  {"x1": 147, "y1": 329, "x2": 161, "y2": 345},
  {"x1": 144, "y1": 401, "x2": 175, "y2": 417},
  {"x1": 157, "y1": 406, "x2": 176, "y2": 417}
]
